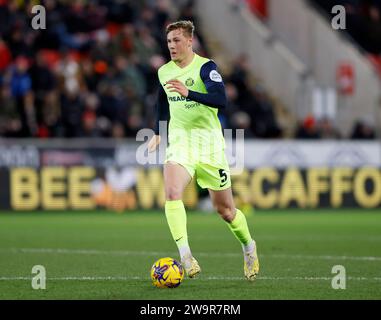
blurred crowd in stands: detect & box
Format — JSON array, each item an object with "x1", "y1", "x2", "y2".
[
  {"x1": 0, "y1": 0, "x2": 377, "y2": 140},
  {"x1": 313, "y1": 0, "x2": 381, "y2": 83},
  {"x1": 294, "y1": 114, "x2": 376, "y2": 139},
  {"x1": 313, "y1": 0, "x2": 381, "y2": 54},
  {"x1": 0, "y1": 0, "x2": 283, "y2": 139}
]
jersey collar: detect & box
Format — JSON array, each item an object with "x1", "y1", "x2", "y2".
[{"x1": 171, "y1": 53, "x2": 197, "y2": 71}]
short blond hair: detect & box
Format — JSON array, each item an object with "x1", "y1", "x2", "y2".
[{"x1": 166, "y1": 20, "x2": 194, "y2": 38}]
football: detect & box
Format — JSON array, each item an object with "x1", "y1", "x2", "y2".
[{"x1": 151, "y1": 257, "x2": 184, "y2": 288}]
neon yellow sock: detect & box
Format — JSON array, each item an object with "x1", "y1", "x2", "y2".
[
  {"x1": 226, "y1": 209, "x2": 253, "y2": 247},
  {"x1": 165, "y1": 200, "x2": 191, "y2": 257}
]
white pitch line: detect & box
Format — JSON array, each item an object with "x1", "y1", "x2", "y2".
[
  {"x1": 0, "y1": 275, "x2": 380, "y2": 282},
  {"x1": 1, "y1": 247, "x2": 381, "y2": 262},
  {"x1": 266, "y1": 253, "x2": 381, "y2": 261}
]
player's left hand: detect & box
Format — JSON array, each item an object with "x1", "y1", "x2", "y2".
[{"x1": 166, "y1": 79, "x2": 189, "y2": 97}]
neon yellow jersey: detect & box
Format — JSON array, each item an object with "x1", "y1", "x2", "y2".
[{"x1": 158, "y1": 54, "x2": 225, "y2": 161}]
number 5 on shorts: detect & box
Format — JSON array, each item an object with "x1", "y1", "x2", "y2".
[{"x1": 219, "y1": 169, "x2": 228, "y2": 188}]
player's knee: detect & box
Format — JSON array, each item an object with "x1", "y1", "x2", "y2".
[
  {"x1": 216, "y1": 204, "x2": 235, "y2": 222},
  {"x1": 165, "y1": 187, "x2": 183, "y2": 201}
]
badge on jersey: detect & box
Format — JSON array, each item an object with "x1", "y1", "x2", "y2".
[
  {"x1": 185, "y1": 78, "x2": 195, "y2": 87},
  {"x1": 209, "y1": 70, "x2": 223, "y2": 82}
]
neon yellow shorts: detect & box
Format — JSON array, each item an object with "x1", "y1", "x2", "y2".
[{"x1": 165, "y1": 148, "x2": 231, "y2": 191}]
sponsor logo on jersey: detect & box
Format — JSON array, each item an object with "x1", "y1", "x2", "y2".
[
  {"x1": 168, "y1": 96, "x2": 192, "y2": 102},
  {"x1": 185, "y1": 102, "x2": 200, "y2": 109}
]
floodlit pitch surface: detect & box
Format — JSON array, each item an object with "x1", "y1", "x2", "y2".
[{"x1": 0, "y1": 210, "x2": 380, "y2": 299}]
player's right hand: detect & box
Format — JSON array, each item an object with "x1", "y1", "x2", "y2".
[{"x1": 148, "y1": 135, "x2": 161, "y2": 153}]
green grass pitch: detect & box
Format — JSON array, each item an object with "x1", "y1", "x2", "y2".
[{"x1": 0, "y1": 209, "x2": 380, "y2": 299}]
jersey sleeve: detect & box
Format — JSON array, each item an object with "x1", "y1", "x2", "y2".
[
  {"x1": 187, "y1": 60, "x2": 227, "y2": 109},
  {"x1": 154, "y1": 83, "x2": 170, "y2": 135}
]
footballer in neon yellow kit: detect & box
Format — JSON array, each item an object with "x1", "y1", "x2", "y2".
[{"x1": 148, "y1": 21, "x2": 259, "y2": 280}]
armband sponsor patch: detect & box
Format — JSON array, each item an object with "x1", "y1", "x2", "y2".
[{"x1": 209, "y1": 70, "x2": 222, "y2": 82}]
